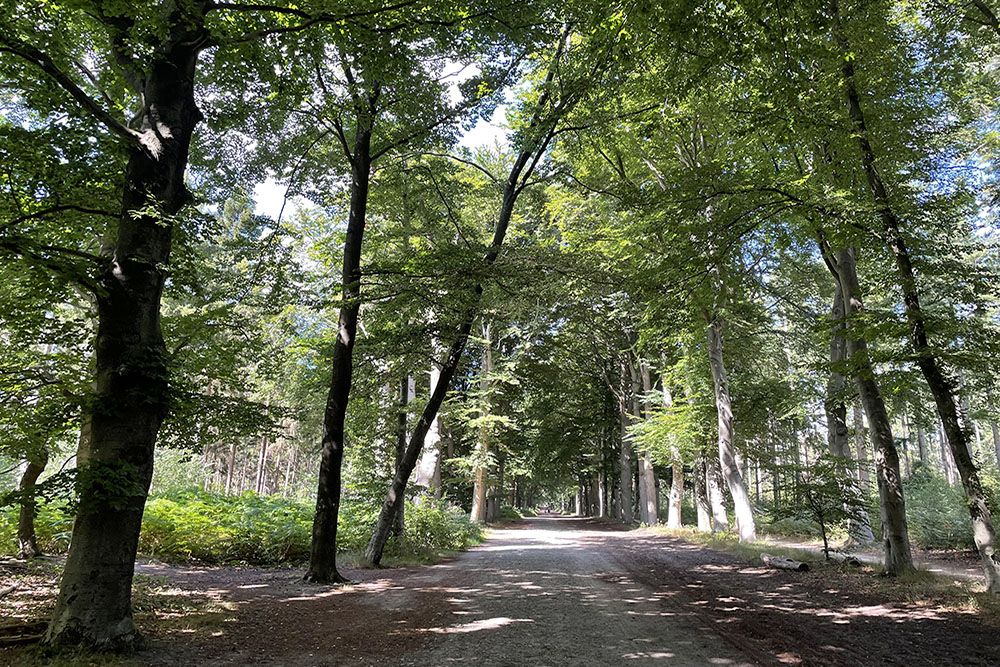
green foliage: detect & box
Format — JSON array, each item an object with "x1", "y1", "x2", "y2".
[
  {"x1": 384, "y1": 498, "x2": 484, "y2": 558},
  {"x1": 498, "y1": 505, "x2": 537, "y2": 520},
  {"x1": 1, "y1": 490, "x2": 481, "y2": 565},
  {"x1": 901, "y1": 470, "x2": 977, "y2": 550},
  {"x1": 0, "y1": 501, "x2": 73, "y2": 555}
]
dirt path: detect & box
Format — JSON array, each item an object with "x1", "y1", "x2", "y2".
[{"x1": 5, "y1": 516, "x2": 1000, "y2": 665}]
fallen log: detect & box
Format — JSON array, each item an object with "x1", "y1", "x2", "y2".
[
  {"x1": 761, "y1": 553, "x2": 809, "y2": 572},
  {"x1": 826, "y1": 551, "x2": 862, "y2": 567}
]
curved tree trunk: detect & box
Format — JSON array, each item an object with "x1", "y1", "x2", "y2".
[
  {"x1": 17, "y1": 450, "x2": 48, "y2": 559},
  {"x1": 47, "y1": 14, "x2": 205, "y2": 648},
  {"x1": 705, "y1": 314, "x2": 755, "y2": 541},
  {"x1": 822, "y1": 243, "x2": 913, "y2": 576},
  {"x1": 825, "y1": 284, "x2": 875, "y2": 545},
  {"x1": 832, "y1": 0, "x2": 1000, "y2": 590}
]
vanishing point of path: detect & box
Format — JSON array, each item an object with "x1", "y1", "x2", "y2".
[{"x1": 134, "y1": 516, "x2": 998, "y2": 666}]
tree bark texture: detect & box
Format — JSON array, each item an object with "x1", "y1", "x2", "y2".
[
  {"x1": 47, "y1": 10, "x2": 206, "y2": 648},
  {"x1": 825, "y1": 285, "x2": 875, "y2": 544},
  {"x1": 832, "y1": 0, "x2": 1000, "y2": 589},
  {"x1": 824, "y1": 244, "x2": 913, "y2": 576},
  {"x1": 470, "y1": 322, "x2": 493, "y2": 523},
  {"x1": 635, "y1": 361, "x2": 658, "y2": 525},
  {"x1": 17, "y1": 451, "x2": 48, "y2": 559},
  {"x1": 306, "y1": 126, "x2": 373, "y2": 584},
  {"x1": 705, "y1": 315, "x2": 756, "y2": 541}
]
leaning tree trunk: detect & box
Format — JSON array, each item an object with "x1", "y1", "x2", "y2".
[
  {"x1": 363, "y1": 33, "x2": 577, "y2": 564},
  {"x1": 824, "y1": 244, "x2": 913, "y2": 576},
  {"x1": 306, "y1": 128, "x2": 372, "y2": 584},
  {"x1": 832, "y1": 0, "x2": 1000, "y2": 590},
  {"x1": 825, "y1": 284, "x2": 875, "y2": 544},
  {"x1": 17, "y1": 450, "x2": 48, "y2": 559},
  {"x1": 705, "y1": 314, "x2": 756, "y2": 541},
  {"x1": 47, "y1": 25, "x2": 204, "y2": 649},
  {"x1": 364, "y1": 135, "x2": 549, "y2": 565}
]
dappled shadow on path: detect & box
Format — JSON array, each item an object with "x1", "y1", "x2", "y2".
[{"x1": 133, "y1": 516, "x2": 1000, "y2": 666}]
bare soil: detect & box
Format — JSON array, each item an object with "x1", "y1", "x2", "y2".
[{"x1": 2, "y1": 516, "x2": 998, "y2": 666}]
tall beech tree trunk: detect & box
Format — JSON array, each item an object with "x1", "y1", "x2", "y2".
[
  {"x1": 694, "y1": 453, "x2": 712, "y2": 532},
  {"x1": 822, "y1": 243, "x2": 913, "y2": 575},
  {"x1": 634, "y1": 361, "x2": 657, "y2": 525},
  {"x1": 663, "y1": 380, "x2": 683, "y2": 528},
  {"x1": 832, "y1": 1, "x2": 1000, "y2": 590},
  {"x1": 992, "y1": 421, "x2": 1000, "y2": 470},
  {"x1": 705, "y1": 314, "x2": 756, "y2": 541},
  {"x1": 47, "y1": 14, "x2": 205, "y2": 648},
  {"x1": 705, "y1": 456, "x2": 729, "y2": 531},
  {"x1": 618, "y1": 390, "x2": 635, "y2": 523},
  {"x1": 853, "y1": 402, "x2": 871, "y2": 490},
  {"x1": 825, "y1": 284, "x2": 875, "y2": 544},
  {"x1": 392, "y1": 375, "x2": 411, "y2": 536},
  {"x1": 470, "y1": 322, "x2": 493, "y2": 523},
  {"x1": 307, "y1": 124, "x2": 373, "y2": 584},
  {"x1": 17, "y1": 450, "x2": 48, "y2": 559},
  {"x1": 915, "y1": 406, "x2": 928, "y2": 466}
]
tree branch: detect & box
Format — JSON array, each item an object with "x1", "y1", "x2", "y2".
[{"x1": 0, "y1": 35, "x2": 141, "y2": 148}]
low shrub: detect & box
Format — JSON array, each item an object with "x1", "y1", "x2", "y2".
[
  {"x1": 385, "y1": 498, "x2": 483, "y2": 557},
  {"x1": 0, "y1": 501, "x2": 74, "y2": 555},
  {"x1": 1, "y1": 490, "x2": 482, "y2": 565},
  {"x1": 900, "y1": 471, "x2": 975, "y2": 550}
]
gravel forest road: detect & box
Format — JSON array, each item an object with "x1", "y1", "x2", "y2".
[{"x1": 134, "y1": 515, "x2": 999, "y2": 666}]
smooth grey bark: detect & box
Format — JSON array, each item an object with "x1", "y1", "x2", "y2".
[
  {"x1": 915, "y1": 406, "x2": 928, "y2": 466},
  {"x1": 832, "y1": 0, "x2": 1000, "y2": 590},
  {"x1": 992, "y1": 421, "x2": 1000, "y2": 470},
  {"x1": 852, "y1": 402, "x2": 871, "y2": 491},
  {"x1": 705, "y1": 455, "x2": 729, "y2": 531},
  {"x1": 825, "y1": 284, "x2": 875, "y2": 544},
  {"x1": 705, "y1": 314, "x2": 755, "y2": 541},
  {"x1": 392, "y1": 375, "x2": 410, "y2": 536},
  {"x1": 694, "y1": 453, "x2": 712, "y2": 532},
  {"x1": 822, "y1": 243, "x2": 912, "y2": 576},
  {"x1": 635, "y1": 361, "x2": 658, "y2": 524},
  {"x1": 470, "y1": 322, "x2": 492, "y2": 523},
  {"x1": 663, "y1": 380, "x2": 683, "y2": 528},
  {"x1": 224, "y1": 441, "x2": 237, "y2": 495},
  {"x1": 17, "y1": 450, "x2": 48, "y2": 559},
  {"x1": 618, "y1": 398, "x2": 635, "y2": 523}
]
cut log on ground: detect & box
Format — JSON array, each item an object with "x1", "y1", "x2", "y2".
[
  {"x1": 762, "y1": 553, "x2": 809, "y2": 572},
  {"x1": 826, "y1": 551, "x2": 862, "y2": 567}
]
